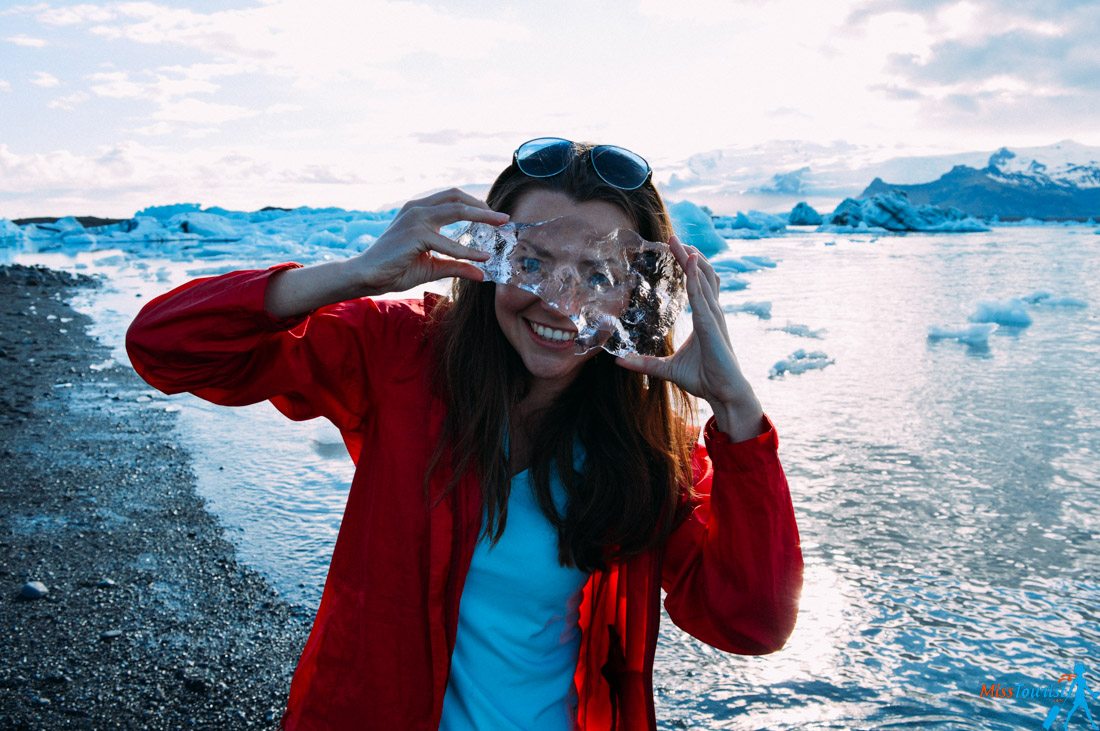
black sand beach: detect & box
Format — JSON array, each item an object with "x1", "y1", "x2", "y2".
[{"x1": 0, "y1": 265, "x2": 310, "y2": 729}]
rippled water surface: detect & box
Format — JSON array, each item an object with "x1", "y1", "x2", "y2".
[{"x1": 11, "y1": 226, "x2": 1099, "y2": 729}]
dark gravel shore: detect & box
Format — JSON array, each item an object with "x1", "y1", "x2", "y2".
[{"x1": 0, "y1": 264, "x2": 310, "y2": 729}]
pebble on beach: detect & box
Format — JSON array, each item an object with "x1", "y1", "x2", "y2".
[{"x1": 17, "y1": 581, "x2": 49, "y2": 601}]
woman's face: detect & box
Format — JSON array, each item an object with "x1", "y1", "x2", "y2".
[{"x1": 494, "y1": 188, "x2": 634, "y2": 400}]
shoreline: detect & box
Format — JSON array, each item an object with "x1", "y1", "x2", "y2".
[{"x1": 0, "y1": 264, "x2": 309, "y2": 729}]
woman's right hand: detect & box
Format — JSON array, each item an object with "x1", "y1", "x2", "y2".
[{"x1": 349, "y1": 188, "x2": 508, "y2": 297}]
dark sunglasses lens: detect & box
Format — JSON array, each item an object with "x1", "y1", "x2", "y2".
[
  {"x1": 516, "y1": 138, "x2": 574, "y2": 178},
  {"x1": 591, "y1": 146, "x2": 651, "y2": 190}
]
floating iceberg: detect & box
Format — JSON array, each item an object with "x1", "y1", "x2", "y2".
[
  {"x1": 928, "y1": 323, "x2": 998, "y2": 348},
  {"x1": 165, "y1": 211, "x2": 241, "y2": 240},
  {"x1": 722, "y1": 301, "x2": 772, "y2": 319},
  {"x1": 768, "y1": 322, "x2": 826, "y2": 339},
  {"x1": 1021, "y1": 291, "x2": 1088, "y2": 308},
  {"x1": 713, "y1": 210, "x2": 788, "y2": 239},
  {"x1": 1, "y1": 219, "x2": 27, "y2": 246},
  {"x1": 968, "y1": 298, "x2": 1032, "y2": 327},
  {"x1": 788, "y1": 202, "x2": 823, "y2": 226},
  {"x1": 769, "y1": 349, "x2": 834, "y2": 378},
  {"x1": 818, "y1": 191, "x2": 989, "y2": 233},
  {"x1": 0, "y1": 205, "x2": 402, "y2": 263},
  {"x1": 669, "y1": 200, "x2": 727, "y2": 256},
  {"x1": 136, "y1": 203, "x2": 203, "y2": 221}
]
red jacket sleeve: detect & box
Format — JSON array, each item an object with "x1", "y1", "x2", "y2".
[
  {"x1": 660, "y1": 413, "x2": 803, "y2": 654},
  {"x1": 124, "y1": 262, "x2": 418, "y2": 434}
]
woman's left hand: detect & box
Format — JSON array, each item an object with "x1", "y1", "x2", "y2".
[{"x1": 616, "y1": 235, "x2": 766, "y2": 441}]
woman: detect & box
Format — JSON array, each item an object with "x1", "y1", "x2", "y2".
[{"x1": 126, "y1": 138, "x2": 803, "y2": 730}]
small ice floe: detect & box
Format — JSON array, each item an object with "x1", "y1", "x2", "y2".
[
  {"x1": 742, "y1": 255, "x2": 777, "y2": 269},
  {"x1": 722, "y1": 301, "x2": 772, "y2": 319},
  {"x1": 311, "y1": 421, "x2": 348, "y2": 459},
  {"x1": 718, "y1": 276, "x2": 750, "y2": 292},
  {"x1": 928, "y1": 323, "x2": 998, "y2": 348},
  {"x1": 711, "y1": 255, "x2": 768, "y2": 273},
  {"x1": 164, "y1": 405, "x2": 181, "y2": 413},
  {"x1": 768, "y1": 322, "x2": 826, "y2": 339},
  {"x1": 89, "y1": 359, "x2": 116, "y2": 372},
  {"x1": 968, "y1": 298, "x2": 1033, "y2": 327},
  {"x1": 1021, "y1": 291, "x2": 1088, "y2": 308},
  {"x1": 769, "y1": 349, "x2": 834, "y2": 378}
]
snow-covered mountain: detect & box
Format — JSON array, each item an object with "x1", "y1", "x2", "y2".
[
  {"x1": 862, "y1": 141, "x2": 1100, "y2": 219},
  {"x1": 985, "y1": 141, "x2": 1100, "y2": 190},
  {"x1": 660, "y1": 139, "x2": 1100, "y2": 218}
]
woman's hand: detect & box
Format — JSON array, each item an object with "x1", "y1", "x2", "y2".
[
  {"x1": 264, "y1": 189, "x2": 507, "y2": 320},
  {"x1": 349, "y1": 188, "x2": 508, "y2": 297},
  {"x1": 615, "y1": 235, "x2": 766, "y2": 441}
]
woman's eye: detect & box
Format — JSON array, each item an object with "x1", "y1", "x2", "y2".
[
  {"x1": 520, "y1": 257, "x2": 541, "y2": 274},
  {"x1": 588, "y1": 271, "x2": 612, "y2": 288}
]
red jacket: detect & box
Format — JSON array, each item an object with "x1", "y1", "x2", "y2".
[{"x1": 125, "y1": 262, "x2": 804, "y2": 730}]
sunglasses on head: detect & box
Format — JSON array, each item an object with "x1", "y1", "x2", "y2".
[{"x1": 513, "y1": 137, "x2": 653, "y2": 192}]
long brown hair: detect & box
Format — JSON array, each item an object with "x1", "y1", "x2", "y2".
[{"x1": 424, "y1": 142, "x2": 697, "y2": 574}]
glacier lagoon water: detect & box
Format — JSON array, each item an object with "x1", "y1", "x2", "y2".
[{"x1": 7, "y1": 225, "x2": 1098, "y2": 730}]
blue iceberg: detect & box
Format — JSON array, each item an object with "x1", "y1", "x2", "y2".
[
  {"x1": 788, "y1": 202, "x2": 824, "y2": 226},
  {"x1": 669, "y1": 200, "x2": 727, "y2": 256},
  {"x1": 819, "y1": 191, "x2": 989, "y2": 233}
]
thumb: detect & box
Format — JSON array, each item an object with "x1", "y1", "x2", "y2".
[
  {"x1": 434, "y1": 259, "x2": 486, "y2": 283},
  {"x1": 615, "y1": 353, "x2": 673, "y2": 381}
]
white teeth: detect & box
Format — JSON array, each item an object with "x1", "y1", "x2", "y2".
[{"x1": 529, "y1": 320, "x2": 573, "y2": 341}]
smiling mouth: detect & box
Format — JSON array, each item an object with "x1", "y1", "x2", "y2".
[{"x1": 525, "y1": 318, "x2": 576, "y2": 344}]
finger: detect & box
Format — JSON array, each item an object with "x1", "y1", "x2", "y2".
[
  {"x1": 694, "y1": 257, "x2": 732, "y2": 342},
  {"x1": 667, "y1": 234, "x2": 691, "y2": 272},
  {"x1": 687, "y1": 256, "x2": 729, "y2": 350},
  {"x1": 615, "y1": 352, "x2": 674, "y2": 381},
  {"x1": 432, "y1": 258, "x2": 486, "y2": 283},
  {"x1": 683, "y1": 244, "x2": 720, "y2": 293},
  {"x1": 693, "y1": 255, "x2": 731, "y2": 342},
  {"x1": 426, "y1": 231, "x2": 492, "y2": 261},
  {"x1": 418, "y1": 187, "x2": 498, "y2": 211},
  {"x1": 424, "y1": 202, "x2": 509, "y2": 227}
]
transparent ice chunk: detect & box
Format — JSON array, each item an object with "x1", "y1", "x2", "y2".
[{"x1": 453, "y1": 216, "x2": 686, "y2": 357}]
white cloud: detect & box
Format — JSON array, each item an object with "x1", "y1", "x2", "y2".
[
  {"x1": 36, "y1": 3, "x2": 115, "y2": 25},
  {"x1": 264, "y1": 102, "x2": 303, "y2": 114},
  {"x1": 55, "y1": 0, "x2": 527, "y2": 87},
  {"x1": 48, "y1": 91, "x2": 90, "y2": 110},
  {"x1": 87, "y1": 71, "x2": 146, "y2": 98},
  {"x1": 30, "y1": 71, "x2": 60, "y2": 87},
  {"x1": 131, "y1": 121, "x2": 174, "y2": 136},
  {"x1": 0, "y1": 79, "x2": 11, "y2": 92},
  {"x1": 5, "y1": 34, "x2": 47, "y2": 47},
  {"x1": 151, "y1": 98, "x2": 258, "y2": 125}
]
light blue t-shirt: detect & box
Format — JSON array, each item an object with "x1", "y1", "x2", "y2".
[{"x1": 439, "y1": 451, "x2": 590, "y2": 730}]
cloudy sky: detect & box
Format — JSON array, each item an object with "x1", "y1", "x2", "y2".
[{"x1": 1, "y1": 0, "x2": 1097, "y2": 217}]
